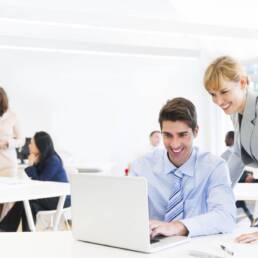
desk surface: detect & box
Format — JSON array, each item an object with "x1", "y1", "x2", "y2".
[
  {"x1": 0, "y1": 177, "x2": 70, "y2": 203},
  {"x1": 0, "y1": 228, "x2": 257, "y2": 258},
  {"x1": 234, "y1": 183, "x2": 258, "y2": 201}
]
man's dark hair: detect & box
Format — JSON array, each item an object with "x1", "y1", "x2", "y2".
[
  {"x1": 159, "y1": 97, "x2": 197, "y2": 131},
  {"x1": 149, "y1": 130, "x2": 160, "y2": 138},
  {"x1": 225, "y1": 131, "x2": 234, "y2": 147},
  {"x1": 33, "y1": 131, "x2": 62, "y2": 169}
]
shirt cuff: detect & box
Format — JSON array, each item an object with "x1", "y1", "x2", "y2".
[{"x1": 179, "y1": 218, "x2": 203, "y2": 237}]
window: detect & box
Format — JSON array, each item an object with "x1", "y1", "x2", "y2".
[{"x1": 246, "y1": 64, "x2": 258, "y2": 92}]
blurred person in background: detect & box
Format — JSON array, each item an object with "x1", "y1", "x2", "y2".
[
  {"x1": 0, "y1": 131, "x2": 70, "y2": 232},
  {"x1": 0, "y1": 87, "x2": 24, "y2": 216}
]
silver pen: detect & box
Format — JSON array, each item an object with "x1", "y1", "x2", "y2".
[
  {"x1": 189, "y1": 250, "x2": 225, "y2": 258},
  {"x1": 220, "y1": 244, "x2": 234, "y2": 256}
]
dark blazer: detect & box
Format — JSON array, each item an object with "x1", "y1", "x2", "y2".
[
  {"x1": 25, "y1": 154, "x2": 68, "y2": 182},
  {"x1": 228, "y1": 90, "x2": 258, "y2": 186},
  {"x1": 25, "y1": 154, "x2": 71, "y2": 205}
]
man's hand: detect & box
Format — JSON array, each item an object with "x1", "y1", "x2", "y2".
[{"x1": 149, "y1": 220, "x2": 189, "y2": 238}]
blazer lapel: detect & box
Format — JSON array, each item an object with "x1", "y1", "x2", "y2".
[
  {"x1": 250, "y1": 94, "x2": 258, "y2": 161},
  {"x1": 241, "y1": 90, "x2": 258, "y2": 160}
]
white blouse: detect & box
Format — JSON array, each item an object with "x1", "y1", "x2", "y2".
[{"x1": 0, "y1": 109, "x2": 24, "y2": 176}]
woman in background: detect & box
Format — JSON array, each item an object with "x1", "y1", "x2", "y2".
[
  {"x1": 204, "y1": 56, "x2": 258, "y2": 243},
  {"x1": 0, "y1": 87, "x2": 24, "y2": 217},
  {"x1": 0, "y1": 86, "x2": 24, "y2": 177},
  {"x1": 0, "y1": 131, "x2": 70, "y2": 231}
]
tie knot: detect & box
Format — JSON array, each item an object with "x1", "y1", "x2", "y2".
[
  {"x1": 170, "y1": 168, "x2": 177, "y2": 174},
  {"x1": 170, "y1": 169, "x2": 182, "y2": 179}
]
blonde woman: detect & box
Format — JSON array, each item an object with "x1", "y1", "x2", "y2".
[{"x1": 204, "y1": 56, "x2": 258, "y2": 243}]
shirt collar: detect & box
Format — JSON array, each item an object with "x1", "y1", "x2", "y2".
[{"x1": 163, "y1": 147, "x2": 197, "y2": 177}]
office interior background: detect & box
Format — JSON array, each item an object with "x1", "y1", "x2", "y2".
[{"x1": 1, "y1": 0, "x2": 258, "y2": 174}]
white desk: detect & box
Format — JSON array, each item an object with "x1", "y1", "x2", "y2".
[
  {"x1": 0, "y1": 178, "x2": 70, "y2": 231},
  {"x1": 0, "y1": 228, "x2": 257, "y2": 258},
  {"x1": 234, "y1": 183, "x2": 258, "y2": 201}
]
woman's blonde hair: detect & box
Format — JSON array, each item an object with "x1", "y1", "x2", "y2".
[{"x1": 203, "y1": 56, "x2": 249, "y2": 91}]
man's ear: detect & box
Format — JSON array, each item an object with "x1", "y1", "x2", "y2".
[{"x1": 193, "y1": 126, "x2": 199, "y2": 138}]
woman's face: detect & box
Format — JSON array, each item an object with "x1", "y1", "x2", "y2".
[
  {"x1": 29, "y1": 137, "x2": 40, "y2": 156},
  {"x1": 208, "y1": 79, "x2": 247, "y2": 115}
]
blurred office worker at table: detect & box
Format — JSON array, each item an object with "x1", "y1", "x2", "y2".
[
  {"x1": 0, "y1": 87, "x2": 24, "y2": 217},
  {"x1": 222, "y1": 131, "x2": 255, "y2": 225},
  {"x1": 204, "y1": 56, "x2": 258, "y2": 243},
  {"x1": 127, "y1": 130, "x2": 162, "y2": 174},
  {"x1": 149, "y1": 130, "x2": 162, "y2": 149},
  {"x1": 131, "y1": 98, "x2": 236, "y2": 238},
  {"x1": 0, "y1": 87, "x2": 24, "y2": 177},
  {"x1": 221, "y1": 131, "x2": 234, "y2": 161},
  {"x1": 0, "y1": 131, "x2": 70, "y2": 232}
]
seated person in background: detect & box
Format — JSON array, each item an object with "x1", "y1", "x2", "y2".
[
  {"x1": 127, "y1": 130, "x2": 162, "y2": 175},
  {"x1": 221, "y1": 131, "x2": 234, "y2": 161},
  {"x1": 149, "y1": 130, "x2": 162, "y2": 149},
  {"x1": 239, "y1": 170, "x2": 258, "y2": 183},
  {"x1": 236, "y1": 170, "x2": 256, "y2": 225},
  {"x1": 131, "y1": 97, "x2": 236, "y2": 238},
  {"x1": 222, "y1": 131, "x2": 257, "y2": 225},
  {"x1": 0, "y1": 131, "x2": 71, "y2": 232}
]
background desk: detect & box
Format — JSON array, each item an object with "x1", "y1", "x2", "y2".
[
  {"x1": 234, "y1": 183, "x2": 258, "y2": 218},
  {"x1": 0, "y1": 228, "x2": 257, "y2": 258},
  {"x1": 234, "y1": 183, "x2": 258, "y2": 201},
  {"x1": 0, "y1": 178, "x2": 70, "y2": 231}
]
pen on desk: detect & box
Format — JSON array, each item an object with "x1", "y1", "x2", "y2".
[{"x1": 220, "y1": 245, "x2": 234, "y2": 256}]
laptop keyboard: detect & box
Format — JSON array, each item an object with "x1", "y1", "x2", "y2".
[{"x1": 150, "y1": 235, "x2": 166, "y2": 244}]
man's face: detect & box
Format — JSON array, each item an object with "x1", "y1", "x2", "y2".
[
  {"x1": 150, "y1": 132, "x2": 161, "y2": 147},
  {"x1": 225, "y1": 137, "x2": 234, "y2": 147},
  {"x1": 161, "y1": 120, "x2": 198, "y2": 167}
]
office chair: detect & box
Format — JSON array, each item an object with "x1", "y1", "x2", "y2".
[{"x1": 36, "y1": 166, "x2": 78, "y2": 231}]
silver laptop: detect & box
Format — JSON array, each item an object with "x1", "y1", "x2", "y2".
[{"x1": 70, "y1": 174, "x2": 189, "y2": 253}]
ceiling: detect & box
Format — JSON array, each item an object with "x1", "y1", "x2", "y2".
[{"x1": 0, "y1": 0, "x2": 258, "y2": 60}]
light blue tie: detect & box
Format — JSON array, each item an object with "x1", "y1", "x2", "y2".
[{"x1": 164, "y1": 171, "x2": 184, "y2": 222}]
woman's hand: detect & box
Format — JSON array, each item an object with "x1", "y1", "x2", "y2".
[
  {"x1": 28, "y1": 153, "x2": 39, "y2": 166},
  {"x1": 235, "y1": 231, "x2": 258, "y2": 243},
  {"x1": 0, "y1": 139, "x2": 8, "y2": 150}
]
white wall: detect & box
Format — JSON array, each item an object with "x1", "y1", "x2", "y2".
[
  {"x1": 0, "y1": 48, "x2": 204, "y2": 173},
  {"x1": 3, "y1": 1, "x2": 254, "y2": 172}
]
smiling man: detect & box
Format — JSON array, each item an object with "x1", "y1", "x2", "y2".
[{"x1": 130, "y1": 97, "x2": 236, "y2": 237}]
